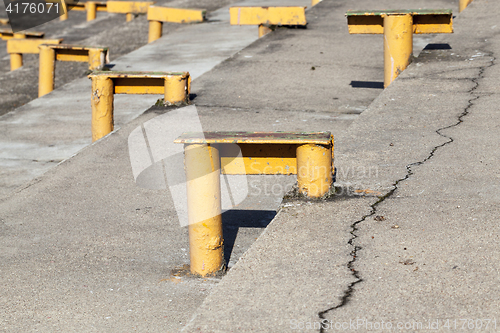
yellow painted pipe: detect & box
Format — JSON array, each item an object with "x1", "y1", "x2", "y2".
[
  {"x1": 164, "y1": 75, "x2": 188, "y2": 105},
  {"x1": 148, "y1": 20, "x2": 163, "y2": 43},
  {"x1": 90, "y1": 75, "x2": 114, "y2": 142},
  {"x1": 383, "y1": 14, "x2": 413, "y2": 88},
  {"x1": 296, "y1": 143, "x2": 332, "y2": 197},
  {"x1": 86, "y1": 2, "x2": 97, "y2": 21},
  {"x1": 88, "y1": 48, "x2": 106, "y2": 70},
  {"x1": 10, "y1": 53, "x2": 23, "y2": 71},
  {"x1": 38, "y1": 45, "x2": 56, "y2": 97},
  {"x1": 258, "y1": 24, "x2": 273, "y2": 38},
  {"x1": 185, "y1": 143, "x2": 224, "y2": 276},
  {"x1": 126, "y1": 13, "x2": 134, "y2": 22},
  {"x1": 459, "y1": 0, "x2": 473, "y2": 12},
  {"x1": 60, "y1": 0, "x2": 68, "y2": 20}
]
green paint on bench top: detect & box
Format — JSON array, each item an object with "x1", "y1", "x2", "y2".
[
  {"x1": 48, "y1": 44, "x2": 109, "y2": 51},
  {"x1": 346, "y1": 9, "x2": 452, "y2": 16},
  {"x1": 88, "y1": 71, "x2": 189, "y2": 78},
  {"x1": 174, "y1": 131, "x2": 333, "y2": 145}
]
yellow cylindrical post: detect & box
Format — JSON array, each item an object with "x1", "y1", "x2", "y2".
[
  {"x1": 258, "y1": 24, "x2": 272, "y2": 38},
  {"x1": 459, "y1": 0, "x2": 473, "y2": 12},
  {"x1": 86, "y1": 2, "x2": 97, "y2": 21},
  {"x1": 383, "y1": 14, "x2": 413, "y2": 88},
  {"x1": 10, "y1": 53, "x2": 23, "y2": 71},
  {"x1": 148, "y1": 20, "x2": 163, "y2": 43},
  {"x1": 38, "y1": 45, "x2": 56, "y2": 97},
  {"x1": 164, "y1": 75, "x2": 188, "y2": 105},
  {"x1": 60, "y1": 0, "x2": 68, "y2": 20},
  {"x1": 185, "y1": 143, "x2": 224, "y2": 276},
  {"x1": 88, "y1": 48, "x2": 106, "y2": 70},
  {"x1": 296, "y1": 143, "x2": 332, "y2": 197},
  {"x1": 126, "y1": 13, "x2": 134, "y2": 22},
  {"x1": 90, "y1": 76, "x2": 114, "y2": 142}
]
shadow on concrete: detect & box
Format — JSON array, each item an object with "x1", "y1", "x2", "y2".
[
  {"x1": 222, "y1": 209, "x2": 276, "y2": 264},
  {"x1": 350, "y1": 81, "x2": 384, "y2": 89},
  {"x1": 423, "y1": 43, "x2": 452, "y2": 50}
]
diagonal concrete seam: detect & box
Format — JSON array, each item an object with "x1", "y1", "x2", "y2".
[{"x1": 317, "y1": 51, "x2": 496, "y2": 330}]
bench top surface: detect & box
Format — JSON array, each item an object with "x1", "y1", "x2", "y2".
[
  {"x1": 82, "y1": 1, "x2": 108, "y2": 4},
  {"x1": 174, "y1": 131, "x2": 332, "y2": 144},
  {"x1": 149, "y1": 5, "x2": 206, "y2": 11},
  {"x1": 230, "y1": 6, "x2": 306, "y2": 9},
  {"x1": 346, "y1": 9, "x2": 452, "y2": 16},
  {"x1": 44, "y1": 44, "x2": 108, "y2": 51},
  {"x1": 88, "y1": 71, "x2": 188, "y2": 78},
  {"x1": 0, "y1": 29, "x2": 44, "y2": 36}
]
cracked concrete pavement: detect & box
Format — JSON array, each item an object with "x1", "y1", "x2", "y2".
[
  {"x1": 3, "y1": 0, "x2": 498, "y2": 331},
  {"x1": 183, "y1": 0, "x2": 500, "y2": 331},
  {"x1": 321, "y1": 1, "x2": 500, "y2": 327}
]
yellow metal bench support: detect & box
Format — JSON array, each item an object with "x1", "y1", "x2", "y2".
[
  {"x1": 346, "y1": 9, "x2": 453, "y2": 88},
  {"x1": 383, "y1": 14, "x2": 413, "y2": 87},
  {"x1": 174, "y1": 131, "x2": 333, "y2": 276},
  {"x1": 147, "y1": 6, "x2": 206, "y2": 42},
  {"x1": 42, "y1": 0, "x2": 79, "y2": 20},
  {"x1": 60, "y1": 0, "x2": 68, "y2": 21},
  {"x1": 185, "y1": 143, "x2": 223, "y2": 277},
  {"x1": 106, "y1": 1, "x2": 155, "y2": 22},
  {"x1": 459, "y1": 0, "x2": 473, "y2": 12},
  {"x1": 84, "y1": 1, "x2": 107, "y2": 21},
  {"x1": 44, "y1": 0, "x2": 93, "y2": 20},
  {"x1": 39, "y1": 44, "x2": 109, "y2": 97},
  {"x1": 0, "y1": 29, "x2": 44, "y2": 40},
  {"x1": 7, "y1": 38, "x2": 63, "y2": 71},
  {"x1": 229, "y1": 6, "x2": 307, "y2": 37},
  {"x1": 88, "y1": 71, "x2": 190, "y2": 141}
]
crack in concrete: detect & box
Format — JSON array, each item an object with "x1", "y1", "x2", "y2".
[{"x1": 317, "y1": 52, "x2": 495, "y2": 331}]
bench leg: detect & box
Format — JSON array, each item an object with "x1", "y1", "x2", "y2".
[
  {"x1": 126, "y1": 13, "x2": 135, "y2": 22},
  {"x1": 86, "y1": 2, "x2": 97, "y2": 21},
  {"x1": 459, "y1": 0, "x2": 473, "y2": 12},
  {"x1": 164, "y1": 74, "x2": 189, "y2": 105},
  {"x1": 60, "y1": 0, "x2": 68, "y2": 21},
  {"x1": 185, "y1": 143, "x2": 224, "y2": 276},
  {"x1": 38, "y1": 45, "x2": 56, "y2": 97},
  {"x1": 258, "y1": 24, "x2": 273, "y2": 38},
  {"x1": 88, "y1": 48, "x2": 107, "y2": 70},
  {"x1": 297, "y1": 143, "x2": 333, "y2": 197},
  {"x1": 383, "y1": 14, "x2": 413, "y2": 88},
  {"x1": 91, "y1": 76, "x2": 114, "y2": 142},
  {"x1": 10, "y1": 53, "x2": 22, "y2": 71},
  {"x1": 148, "y1": 20, "x2": 163, "y2": 43}
]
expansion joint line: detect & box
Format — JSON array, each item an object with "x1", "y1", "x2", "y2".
[{"x1": 317, "y1": 53, "x2": 495, "y2": 331}]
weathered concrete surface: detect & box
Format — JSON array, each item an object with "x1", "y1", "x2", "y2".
[
  {"x1": 0, "y1": 0, "x2": 247, "y2": 116},
  {"x1": 323, "y1": 0, "x2": 500, "y2": 327},
  {"x1": 0, "y1": 112, "x2": 215, "y2": 332},
  {"x1": 183, "y1": 0, "x2": 500, "y2": 332},
  {"x1": 5, "y1": 0, "x2": 493, "y2": 331},
  {"x1": 0, "y1": 0, "x2": 315, "y2": 198}
]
